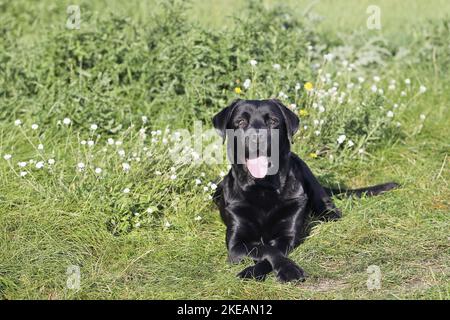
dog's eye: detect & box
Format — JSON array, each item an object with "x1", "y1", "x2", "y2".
[
  {"x1": 267, "y1": 118, "x2": 279, "y2": 127},
  {"x1": 236, "y1": 119, "x2": 248, "y2": 128}
]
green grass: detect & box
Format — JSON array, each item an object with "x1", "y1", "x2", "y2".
[{"x1": 0, "y1": 0, "x2": 449, "y2": 299}]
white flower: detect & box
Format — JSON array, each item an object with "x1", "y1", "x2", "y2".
[
  {"x1": 358, "y1": 148, "x2": 365, "y2": 154},
  {"x1": 118, "y1": 149, "x2": 125, "y2": 157},
  {"x1": 77, "y1": 162, "x2": 85, "y2": 170},
  {"x1": 314, "y1": 130, "x2": 321, "y2": 136},
  {"x1": 123, "y1": 188, "x2": 130, "y2": 194},
  {"x1": 378, "y1": 89, "x2": 384, "y2": 95},
  {"x1": 219, "y1": 171, "x2": 226, "y2": 177},
  {"x1": 243, "y1": 78, "x2": 251, "y2": 89},
  {"x1": 87, "y1": 140, "x2": 94, "y2": 147},
  {"x1": 388, "y1": 84, "x2": 396, "y2": 91},
  {"x1": 134, "y1": 222, "x2": 141, "y2": 228},
  {"x1": 401, "y1": 91, "x2": 407, "y2": 96},
  {"x1": 63, "y1": 118, "x2": 71, "y2": 125},
  {"x1": 347, "y1": 82, "x2": 354, "y2": 90},
  {"x1": 122, "y1": 163, "x2": 131, "y2": 172},
  {"x1": 387, "y1": 111, "x2": 394, "y2": 118},
  {"x1": 347, "y1": 140, "x2": 354, "y2": 147},
  {"x1": 210, "y1": 183, "x2": 217, "y2": 190},
  {"x1": 31, "y1": 124, "x2": 39, "y2": 130},
  {"x1": 94, "y1": 167, "x2": 102, "y2": 174},
  {"x1": 170, "y1": 174, "x2": 177, "y2": 180},
  {"x1": 115, "y1": 140, "x2": 122, "y2": 146},
  {"x1": 249, "y1": 59, "x2": 257, "y2": 66},
  {"x1": 337, "y1": 135, "x2": 346, "y2": 144},
  {"x1": 419, "y1": 85, "x2": 427, "y2": 94},
  {"x1": 358, "y1": 77, "x2": 365, "y2": 83},
  {"x1": 18, "y1": 161, "x2": 27, "y2": 167},
  {"x1": 146, "y1": 207, "x2": 154, "y2": 214},
  {"x1": 371, "y1": 85, "x2": 378, "y2": 93},
  {"x1": 20, "y1": 171, "x2": 28, "y2": 177},
  {"x1": 393, "y1": 104, "x2": 399, "y2": 109},
  {"x1": 405, "y1": 78, "x2": 411, "y2": 85},
  {"x1": 107, "y1": 138, "x2": 114, "y2": 145},
  {"x1": 90, "y1": 124, "x2": 98, "y2": 130},
  {"x1": 273, "y1": 63, "x2": 281, "y2": 70},
  {"x1": 324, "y1": 53, "x2": 334, "y2": 61},
  {"x1": 194, "y1": 215, "x2": 202, "y2": 221},
  {"x1": 14, "y1": 119, "x2": 22, "y2": 126},
  {"x1": 48, "y1": 159, "x2": 55, "y2": 165},
  {"x1": 373, "y1": 76, "x2": 380, "y2": 82},
  {"x1": 35, "y1": 161, "x2": 44, "y2": 169},
  {"x1": 164, "y1": 221, "x2": 171, "y2": 228},
  {"x1": 195, "y1": 179, "x2": 201, "y2": 185},
  {"x1": 295, "y1": 83, "x2": 301, "y2": 91},
  {"x1": 203, "y1": 186, "x2": 209, "y2": 192},
  {"x1": 278, "y1": 91, "x2": 288, "y2": 99},
  {"x1": 318, "y1": 106, "x2": 325, "y2": 113},
  {"x1": 3, "y1": 154, "x2": 12, "y2": 160},
  {"x1": 37, "y1": 144, "x2": 44, "y2": 150},
  {"x1": 81, "y1": 140, "x2": 87, "y2": 145},
  {"x1": 155, "y1": 170, "x2": 162, "y2": 175},
  {"x1": 420, "y1": 114, "x2": 426, "y2": 121},
  {"x1": 142, "y1": 116, "x2": 148, "y2": 123}
]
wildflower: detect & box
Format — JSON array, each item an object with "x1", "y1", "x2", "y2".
[
  {"x1": 203, "y1": 186, "x2": 209, "y2": 192},
  {"x1": 35, "y1": 161, "x2": 44, "y2": 169},
  {"x1": 249, "y1": 59, "x2": 257, "y2": 66},
  {"x1": 337, "y1": 135, "x2": 346, "y2": 144},
  {"x1": 304, "y1": 82, "x2": 314, "y2": 91},
  {"x1": 358, "y1": 77, "x2": 365, "y2": 83},
  {"x1": 388, "y1": 84, "x2": 396, "y2": 91},
  {"x1": 90, "y1": 124, "x2": 98, "y2": 131},
  {"x1": 87, "y1": 140, "x2": 95, "y2": 147},
  {"x1": 48, "y1": 159, "x2": 55, "y2": 165},
  {"x1": 155, "y1": 170, "x2": 162, "y2": 175},
  {"x1": 393, "y1": 104, "x2": 399, "y2": 109},
  {"x1": 371, "y1": 85, "x2": 378, "y2": 93},
  {"x1": 94, "y1": 167, "x2": 102, "y2": 174},
  {"x1": 118, "y1": 149, "x2": 125, "y2": 157},
  {"x1": 419, "y1": 85, "x2": 427, "y2": 94},
  {"x1": 31, "y1": 124, "x2": 39, "y2": 130},
  {"x1": 234, "y1": 87, "x2": 242, "y2": 94},
  {"x1": 373, "y1": 76, "x2": 381, "y2": 82},
  {"x1": 278, "y1": 91, "x2": 288, "y2": 99},
  {"x1": 210, "y1": 183, "x2": 217, "y2": 190},
  {"x1": 219, "y1": 171, "x2": 226, "y2": 177},
  {"x1": 243, "y1": 79, "x2": 251, "y2": 89},
  {"x1": 318, "y1": 106, "x2": 325, "y2": 113},
  {"x1": 18, "y1": 161, "x2": 27, "y2": 167},
  {"x1": 20, "y1": 171, "x2": 28, "y2": 177},
  {"x1": 314, "y1": 130, "x2": 321, "y2": 136},
  {"x1": 170, "y1": 174, "x2": 177, "y2": 180},
  {"x1": 107, "y1": 138, "x2": 114, "y2": 145},
  {"x1": 63, "y1": 118, "x2": 71, "y2": 125},
  {"x1": 324, "y1": 53, "x2": 334, "y2": 61},
  {"x1": 77, "y1": 162, "x2": 85, "y2": 171},
  {"x1": 123, "y1": 188, "x2": 130, "y2": 194},
  {"x1": 164, "y1": 221, "x2": 171, "y2": 228},
  {"x1": 115, "y1": 140, "x2": 122, "y2": 146},
  {"x1": 347, "y1": 140, "x2": 355, "y2": 147},
  {"x1": 420, "y1": 114, "x2": 426, "y2": 121},
  {"x1": 273, "y1": 63, "x2": 281, "y2": 70},
  {"x1": 135, "y1": 222, "x2": 141, "y2": 228},
  {"x1": 303, "y1": 125, "x2": 308, "y2": 130},
  {"x1": 3, "y1": 154, "x2": 12, "y2": 160},
  {"x1": 194, "y1": 215, "x2": 202, "y2": 221},
  {"x1": 195, "y1": 178, "x2": 202, "y2": 185},
  {"x1": 295, "y1": 83, "x2": 301, "y2": 91},
  {"x1": 401, "y1": 91, "x2": 407, "y2": 97},
  {"x1": 298, "y1": 109, "x2": 309, "y2": 117},
  {"x1": 122, "y1": 163, "x2": 131, "y2": 172},
  {"x1": 405, "y1": 78, "x2": 411, "y2": 85},
  {"x1": 387, "y1": 111, "x2": 394, "y2": 118},
  {"x1": 146, "y1": 207, "x2": 154, "y2": 214},
  {"x1": 347, "y1": 83, "x2": 354, "y2": 90},
  {"x1": 309, "y1": 152, "x2": 318, "y2": 159},
  {"x1": 37, "y1": 144, "x2": 44, "y2": 150},
  {"x1": 81, "y1": 140, "x2": 87, "y2": 145},
  {"x1": 142, "y1": 116, "x2": 148, "y2": 124}
]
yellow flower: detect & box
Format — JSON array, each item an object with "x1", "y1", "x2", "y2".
[
  {"x1": 298, "y1": 109, "x2": 309, "y2": 117},
  {"x1": 234, "y1": 87, "x2": 242, "y2": 94},
  {"x1": 309, "y1": 152, "x2": 318, "y2": 159},
  {"x1": 304, "y1": 82, "x2": 314, "y2": 91}
]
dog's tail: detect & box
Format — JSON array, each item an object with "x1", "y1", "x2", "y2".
[{"x1": 324, "y1": 182, "x2": 399, "y2": 198}]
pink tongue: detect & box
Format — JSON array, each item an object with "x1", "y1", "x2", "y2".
[{"x1": 246, "y1": 156, "x2": 268, "y2": 179}]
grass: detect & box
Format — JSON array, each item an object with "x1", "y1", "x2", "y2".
[{"x1": 0, "y1": 0, "x2": 449, "y2": 299}]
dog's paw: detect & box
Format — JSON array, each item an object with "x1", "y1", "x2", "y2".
[
  {"x1": 237, "y1": 265, "x2": 267, "y2": 281},
  {"x1": 276, "y1": 262, "x2": 307, "y2": 283},
  {"x1": 322, "y1": 207, "x2": 342, "y2": 221}
]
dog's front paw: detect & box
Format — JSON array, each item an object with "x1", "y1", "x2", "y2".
[
  {"x1": 276, "y1": 261, "x2": 307, "y2": 283},
  {"x1": 237, "y1": 265, "x2": 267, "y2": 281},
  {"x1": 322, "y1": 207, "x2": 342, "y2": 221}
]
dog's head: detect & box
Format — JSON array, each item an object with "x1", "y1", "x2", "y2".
[{"x1": 212, "y1": 99, "x2": 299, "y2": 179}]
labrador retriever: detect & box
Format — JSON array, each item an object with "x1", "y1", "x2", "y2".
[{"x1": 212, "y1": 98, "x2": 398, "y2": 282}]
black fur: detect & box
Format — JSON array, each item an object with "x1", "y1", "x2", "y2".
[{"x1": 212, "y1": 99, "x2": 398, "y2": 282}]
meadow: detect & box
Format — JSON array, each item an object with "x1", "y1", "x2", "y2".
[{"x1": 0, "y1": 0, "x2": 448, "y2": 299}]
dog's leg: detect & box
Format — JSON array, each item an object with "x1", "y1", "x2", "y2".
[
  {"x1": 230, "y1": 241, "x2": 306, "y2": 282},
  {"x1": 298, "y1": 159, "x2": 342, "y2": 221},
  {"x1": 237, "y1": 260, "x2": 272, "y2": 281}
]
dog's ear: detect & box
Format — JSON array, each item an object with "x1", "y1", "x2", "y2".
[
  {"x1": 212, "y1": 99, "x2": 241, "y2": 143},
  {"x1": 271, "y1": 99, "x2": 299, "y2": 144}
]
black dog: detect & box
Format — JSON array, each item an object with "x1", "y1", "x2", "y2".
[{"x1": 212, "y1": 99, "x2": 398, "y2": 282}]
